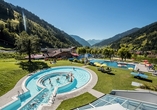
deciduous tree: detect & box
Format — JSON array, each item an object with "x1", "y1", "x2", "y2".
[{"x1": 15, "y1": 31, "x2": 40, "y2": 62}]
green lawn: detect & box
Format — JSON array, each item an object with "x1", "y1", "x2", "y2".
[
  {"x1": 56, "y1": 92, "x2": 97, "y2": 110},
  {"x1": 87, "y1": 66, "x2": 157, "y2": 93},
  {"x1": 47, "y1": 60, "x2": 85, "y2": 67},
  {"x1": 0, "y1": 59, "x2": 28, "y2": 96},
  {"x1": 0, "y1": 59, "x2": 157, "y2": 109}
]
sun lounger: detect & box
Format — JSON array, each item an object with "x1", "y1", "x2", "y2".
[
  {"x1": 101, "y1": 67, "x2": 112, "y2": 73},
  {"x1": 131, "y1": 72, "x2": 148, "y2": 79}
]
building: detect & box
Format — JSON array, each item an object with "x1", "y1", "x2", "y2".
[{"x1": 42, "y1": 47, "x2": 78, "y2": 59}]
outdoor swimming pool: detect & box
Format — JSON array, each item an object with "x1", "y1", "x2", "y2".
[
  {"x1": 1, "y1": 66, "x2": 91, "y2": 110},
  {"x1": 89, "y1": 59, "x2": 135, "y2": 69}
]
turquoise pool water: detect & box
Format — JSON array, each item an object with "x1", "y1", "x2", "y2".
[
  {"x1": 90, "y1": 59, "x2": 135, "y2": 69},
  {"x1": 2, "y1": 66, "x2": 91, "y2": 110},
  {"x1": 26, "y1": 67, "x2": 90, "y2": 95}
]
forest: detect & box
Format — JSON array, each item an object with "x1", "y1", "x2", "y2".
[
  {"x1": 110, "y1": 22, "x2": 157, "y2": 51},
  {"x1": 0, "y1": 0, "x2": 81, "y2": 49}
]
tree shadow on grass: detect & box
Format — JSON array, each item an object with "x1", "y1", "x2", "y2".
[{"x1": 18, "y1": 61, "x2": 50, "y2": 72}]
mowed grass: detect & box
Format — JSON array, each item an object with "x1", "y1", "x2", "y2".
[
  {"x1": 0, "y1": 59, "x2": 157, "y2": 109},
  {"x1": 46, "y1": 60, "x2": 85, "y2": 67},
  {"x1": 87, "y1": 65, "x2": 157, "y2": 94},
  {"x1": 56, "y1": 92, "x2": 97, "y2": 110},
  {"x1": 0, "y1": 59, "x2": 28, "y2": 96}
]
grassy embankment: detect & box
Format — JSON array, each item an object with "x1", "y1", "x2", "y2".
[{"x1": 0, "y1": 59, "x2": 27, "y2": 96}]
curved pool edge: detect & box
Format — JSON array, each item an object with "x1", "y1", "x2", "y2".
[
  {"x1": 0, "y1": 66, "x2": 98, "y2": 110},
  {"x1": 40, "y1": 66, "x2": 98, "y2": 110}
]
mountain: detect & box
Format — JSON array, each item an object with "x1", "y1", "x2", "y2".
[
  {"x1": 70, "y1": 35, "x2": 91, "y2": 47},
  {"x1": 110, "y1": 22, "x2": 157, "y2": 51},
  {"x1": 93, "y1": 28, "x2": 139, "y2": 47},
  {"x1": 87, "y1": 39, "x2": 102, "y2": 46},
  {"x1": 0, "y1": 0, "x2": 81, "y2": 48}
]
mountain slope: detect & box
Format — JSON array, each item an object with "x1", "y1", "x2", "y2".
[
  {"x1": 93, "y1": 28, "x2": 139, "y2": 47},
  {"x1": 87, "y1": 39, "x2": 102, "y2": 46},
  {"x1": 0, "y1": 0, "x2": 81, "y2": 48},
  {"x1": 110, "y1": 22, "x2": 157, "y2": 50},
  {"x1": 71, "y1": 35, "x2": 91, "y2": 47}
]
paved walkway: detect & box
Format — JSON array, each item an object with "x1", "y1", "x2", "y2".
[
  {"x1": 135, "y1": 63, "x2": 154, "y2": 73},
  {"x1": 88, "y1": 89, "x2": 104, "y2": 98}
]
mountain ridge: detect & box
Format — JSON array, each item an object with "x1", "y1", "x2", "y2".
[
  {"x1": 110, "y1": 21, "x2": 157, "y2": 50},
  {"x1": 87, "y1": 39, "x2": 102, "y2": 46},
  {"x1": 93, "y1": 28, "x2": 139, "y2": 47}
]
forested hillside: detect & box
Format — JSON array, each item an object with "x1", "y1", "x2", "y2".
[
  {"x1": 0, "y1": 0, "x2": 81, "y2": 48},
  {"x1": 93, "y1": 28, "x2": 139, "y2": 47},
  {"x1": 111, "y1": 22, "x2": 157, "y2": 51}
]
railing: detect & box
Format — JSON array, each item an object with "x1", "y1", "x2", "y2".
[{"x1": 18, "y1": 88, "x2": 49, "y2": 110}]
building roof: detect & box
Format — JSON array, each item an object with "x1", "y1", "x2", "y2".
[
  {"x1": 71, "y1": 53, "x2": 79, "y2": 57},
  {"x1": 86, "y1": 103, "x2": 126, "y2": 110},
  {"x1": 42, "y1": 48, "x2": 78, "y2": 58},
  {"x1": 75, "y1": 94, "x2": 157, "y2": 110},
  {"x1": 25, "y1": 54, "x2": 45, "y2": 59}
]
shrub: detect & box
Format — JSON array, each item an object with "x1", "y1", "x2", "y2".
[
  {"x1": 149, "y1": 86, "x2": 155, "y2": 91},
  {"x1": 80, "y1": 58, "x2": 84, "y2": 63},
  {"x1": 154, "y1": 86, "x2": 157, "y2": 91},
  {"x1": 87, "y1": 62, "x2": 90, "y2": 65},
  {"x1": 139, "y1": 85, "x2": 145, "y2": 89},
  {"x1": 143, "y1": 83, "x2": 151, "y2": 89},
  {"x1": 73, "y1": 59, "x2": 78, "y2": 62},
  {"x1": 14, "y1": 54, "x2": 25, "y2": 60},
  {"x1": 140, "y1": 83, "x2": 157, "y2": 91},
  {"x1": 0, "y1": 53, "x2": 15, "y2": 59},
  {"x1": 77, "y1": 60, "x2": 81, "y2": 63}
]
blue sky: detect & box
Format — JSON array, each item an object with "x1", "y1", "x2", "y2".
[{"x1": 5, "y1": 0, "x2": 157, "y2": 40}]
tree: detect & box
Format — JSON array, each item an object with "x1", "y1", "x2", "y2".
[
  {"x1": 118, "y1": 48, "x2": 125, "y2": 61},
  {"x1": 91, "y1": 48, "x2": 97, "y2": 57},
  {"x1": 76, "y1": 47, "x2": 86, "y2": 54},
  {"x1": 15, "y1": 31, "x2": 40, "y2": 62},
  {"x1": 118, "y1": 47, "x2": 131, "y2": 61},
  {"x1": 102, "y1": 47, "x2": 114, "y2": 60}
]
